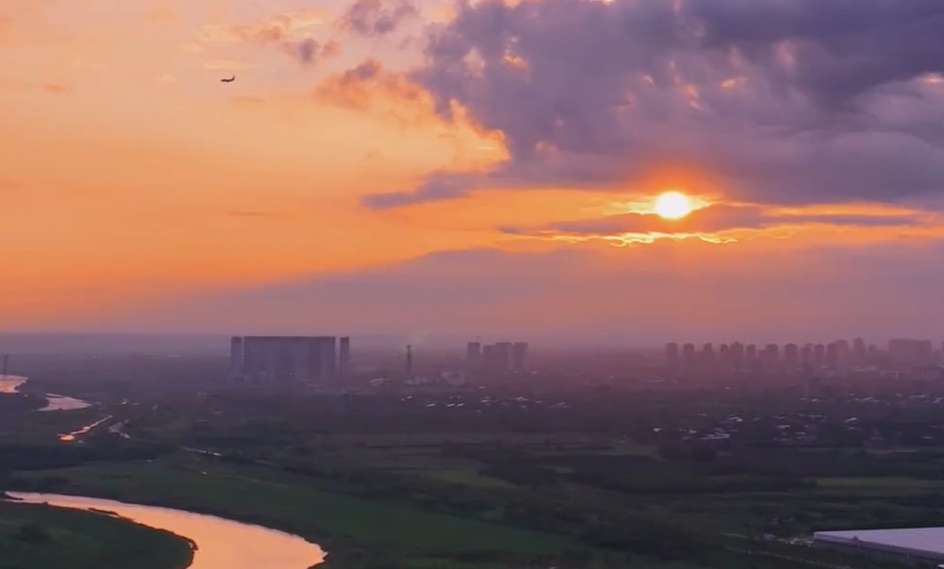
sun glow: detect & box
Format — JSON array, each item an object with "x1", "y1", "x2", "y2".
[{"x1": 654, "y1": 191, "x2": 693, "y2": 219}]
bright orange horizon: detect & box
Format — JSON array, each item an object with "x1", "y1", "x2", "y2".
[{"x1": 2, "y1": 0, "x2": 943, "y2": 341}]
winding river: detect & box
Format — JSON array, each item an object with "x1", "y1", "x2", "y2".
[
  {"x1": 4, "y1": 378, "x2": 328, "y2": 568},
  {"x1": 9, "y1": 493, "x2": 326, "y2": 569},
  {"x1": 0, "y1": 375, "x2": 91, "y2": 411}
]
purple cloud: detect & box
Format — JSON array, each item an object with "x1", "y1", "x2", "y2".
[
  {"x1": 342, "y1": 0, "x2": 418, "y2": 36},
  {"x1": 361, "y1": 0, "x2": 944, "y2": 209}
]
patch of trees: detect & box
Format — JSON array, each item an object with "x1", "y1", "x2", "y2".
[
  {"x1": 479, "y1": 461, "x2": 558, "y2": 487},
  {"x1": 658, "y1": 443, "x2": 718, "y2": 463},
  {"x1": 707, "y1": 448, "x2": 944, "y2": 478},
  {"x1": 0, "y1": 440, "x2": 174, "y2": 471},
  {"x1": 16, "y1": 523, "x2": 53, "y2": 544}
]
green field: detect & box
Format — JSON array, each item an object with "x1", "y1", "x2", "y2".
[
  {"x1": 14, "y1": 456, "x2": 569, "y2": 557},
  {"x1": 0, "y1": 499, "x2": 192, "y2": 569}
]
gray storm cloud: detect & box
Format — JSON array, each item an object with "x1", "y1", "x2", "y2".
[{"x1": 362, "y1": 0, "x2": 944, "y2": 208}]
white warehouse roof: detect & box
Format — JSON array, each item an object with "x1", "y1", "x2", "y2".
[{"x1": 814, "y1": 528, "x2": 944, "y2": 562}]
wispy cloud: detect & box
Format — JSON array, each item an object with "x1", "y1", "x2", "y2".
[
  {"x1": 224, "y1": 210, "x2": 291, "y2": 220},
  {"x1": 196, "y1": 10, "x2": 339, "y2": 66}
]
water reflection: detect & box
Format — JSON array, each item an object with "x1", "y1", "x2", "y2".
[
  {"x1": 0, "y1": 376, "x2": 91, "y2": 411},
  {"x1": 9, "y1": 493, "x2": 326, "y2": 569},
  {"x1": 59, "y1": 416, "x2": 113, "y2": 442},
  {"x1": 0, "y1": 375, "x2": 27, "y2": 393},
  {"x1": 41, "y1": 393, "x2": 92, "y2": 412}
]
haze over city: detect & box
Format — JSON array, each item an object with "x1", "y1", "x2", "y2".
[
  {"x1": 6, "y1": 3, "x2": 944, "y2": 569},
  {"x1": 2, "y1": 0, "x2": 943, "y2": 342}
]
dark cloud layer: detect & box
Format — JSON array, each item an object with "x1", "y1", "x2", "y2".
[{"x1": 363, "y1": 0, "x2": 944, "y2": 208}]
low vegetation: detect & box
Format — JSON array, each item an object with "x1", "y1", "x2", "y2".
[{"x1": 0, "y1": 499, "x2": 193, "y2": 569}]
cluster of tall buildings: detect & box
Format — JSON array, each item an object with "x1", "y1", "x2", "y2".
[
  {"x1": 230, "y1": 336, "x2": 350, "y2": 383},
  {"x1": 666, "y1": 337, "x2": 943, "y2": 371},
  {"x1": 466, "y1": 341, "x2": 529, "y2": 374}
]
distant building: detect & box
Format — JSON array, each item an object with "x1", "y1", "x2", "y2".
[
  {"x1": 233, "y1": 336, "x2": 338, "y2": 383},
  {"x1": 701, "y1": 343, "x2": 715, "y2": 365},
  {"x1": 493, "y1": 342, "x2": 512, "y2": 372},
  {"x1": 466, "y1": 342, "x2": 482, "y2": 370},
  {"x1": 763, "y1": 344, "x2": 779, "y2": 367},
  {"x1": 826, "y1": 343, "x2": 839, "y2": 368},
  {"x1": 730, "y1": 342, "x2": 745, "y2": 369},
  {"x1": 813, "y1": 344, "x2": 826, "y2": 367},
  {"x1": 511, "y1": 342, "x2": 529, "y2": 371},
  {"x1": 479, "y1": 341, "x2": 529, "y2": 373},
  {"x1": 745, "y1": 344, "x2": 757, "y2": 365},
  {"x1": 834, "y1": 339, "x2": 851, "y2": 367},
  {"x1": 229, "y1": 336, "x2": 244, "y2": 379},
  {"x1": 339, "y1": 337, "x2": 351, "y2": 378},
  {"x1": 800, "y1": 343, "x2": 813, "y2": 365},
  {"x1": 784, "y1": 343, "x2": 799, "y2": 368},
  {"x1": 853, "y1": 337, "x2": 867, "y2": 364},
  {"x1": 665, "y1": 343, "x2": 679, "y2": 367},
  {"x1": 912, "y1": 365, "x2": 944, "y2": 382},
  {"x1": 682, "y1": 343, "x2": 696, "y2": 367},
  {"x1": 888, "y1": 339, "x2": 934, "y2": 366},
  {"x1": 482, "y1": 344, "x2": 498, "y2": 372}
]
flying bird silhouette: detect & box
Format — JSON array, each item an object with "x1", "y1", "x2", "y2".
[{"x1": 221, "y1": 76, "x2": 235, "y2": 83}]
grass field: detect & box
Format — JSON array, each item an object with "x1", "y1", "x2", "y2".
[
  {"x1": 15, "y1": 456, "x2": 569, "y2": 556},
  {"x1": 0, "y1": 499, "x2": 192, "y2": 569}
]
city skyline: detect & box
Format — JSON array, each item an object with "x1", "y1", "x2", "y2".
[
  {"x1": 665, "y1": 337, "x2": 944, "y2": 368},
  {"x1": 2, "y1": 0, "x2": 944, "y2": 338}
]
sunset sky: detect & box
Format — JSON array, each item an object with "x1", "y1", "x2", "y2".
[{"x1": 2, "y1": 0, "x2": 943, "y2": 343}]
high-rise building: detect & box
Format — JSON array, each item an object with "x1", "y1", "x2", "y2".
[
  {"x1": 730, "y1": 342, "x2": 745, "y2": 369},
  {"x1": 682, "y1": 343, "x2": 696, "y2": 367},
  {"x1": 826, "y1": 343, "x2": 838, "y2": 368},
  {"x1": 719, "y1": 343, "x2": 731, "y2": 367},
  {"x1": 746, "y1": 344, "x2": 757, "y2": 364},
  {"x1": 466, "y1": 342, "x2": 482, "y2": 370},
  {"x1": 339, "y1": 337, "x2": 351, "y2": 378},
  {"x1": 479, "y1": 341, "x2": 529, "y2": 374},
  {"x1": 835, "y1": 340, "x2": 851, "y2": 366},
  {"x1": 853, "y1": 337, "x2": 866, "y2": 364},
  {"x1": 800, "y1": 343, "x2": 813, "y2": 365},
  {"x1": 229, "y1": 336, "x2": 244, "y2": 379},
  {"x1": 511, "y1": 342, "x2": 529, "y2": 371},
  {"x1": 234, "y1": 336, "x2": 338, "y2": 383},
  {"x1": 482, "y1": 344, "x2": 498, "y2": 372},
  {"x1": 813, "y1": 344, "x2": 826, "y2": 367},
  {"x1": 701, "y1": 343, "x2": 715, "y2": 364},
  {"x1": 494, "y1": 342, "x2": 512, "y2": 370},
  {"x1": 888, "y1": 339, "x2": 934, "y2": 366},
  {"x1": 666, "y1": 343, "x2": 680, "y2": 367},
  {"x1": 784, "y1": 343, "x2": 799, "y2": 368},
  {"x1": 763, "y1": 344, "x2": 779, "y2": 367}
]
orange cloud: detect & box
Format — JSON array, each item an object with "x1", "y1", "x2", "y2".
[{"x1": 198, "y1": 10, "x2": 330, "y2": 45}]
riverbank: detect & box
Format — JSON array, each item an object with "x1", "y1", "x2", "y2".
[
  {"x1": 10, "y1": 454, "x2": 571, "y2": 569},
  {"x1": 0, "y1": 375, "x2": 91, "y2": 412},
  {"x1": 0, "y1": 498, "x2": 193, "y2": 569},
  {"x1": 10, "y1": 493, "x2": 325, "y2": 569}
]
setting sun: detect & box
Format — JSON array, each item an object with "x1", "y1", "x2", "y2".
[{"x1": 654, "y1": 191, "x2": 693, "y2": 220}]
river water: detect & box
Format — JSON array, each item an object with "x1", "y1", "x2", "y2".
[
  {"x1": 0, "y1": 375, "x2": 92, "y2": 411},
  {"x1": 9, "y1": 493, "x2": 326, "y2": 569}
]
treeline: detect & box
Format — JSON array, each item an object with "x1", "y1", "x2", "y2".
[{"x1": 0, "y1": 440, "x2": 175, "y2": 471}]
